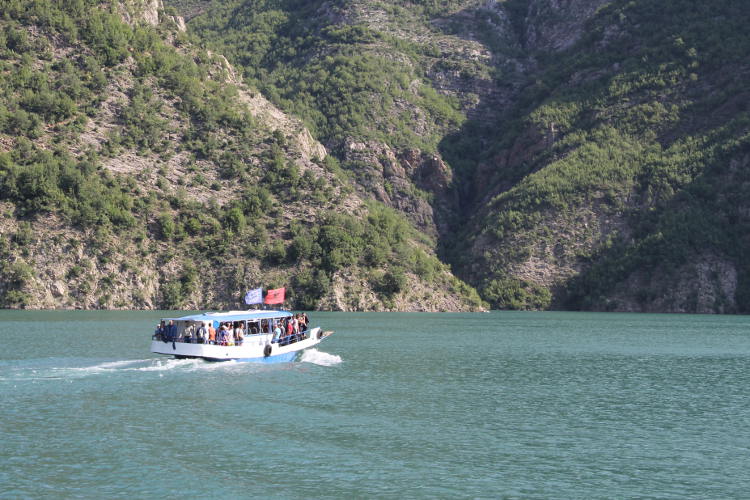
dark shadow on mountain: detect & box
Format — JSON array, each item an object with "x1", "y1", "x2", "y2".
[
  {"x1": 560, "y1": 138, "x2": 750, "y2": 313},
  {"x1": 422, "y1": 2, "x2": 535, "y2": 266}
]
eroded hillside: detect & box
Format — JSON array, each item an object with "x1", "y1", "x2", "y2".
[
  {"x1": 178, "y1": 0, "x2": 750, "y2": 313},
  {"x1": 5, "y1": 0, "x2": 750, "y2": 312},
  {"x1": 0, "y1": 0, "x2": 484, "y2": 311},
  {"x1": 455, "y1": 0, "x2": 750, "y2": 313}
]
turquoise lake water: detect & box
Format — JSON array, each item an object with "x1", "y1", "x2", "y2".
[{"x1": 1, "y1": 311, "x2": 750, "y2": 499}]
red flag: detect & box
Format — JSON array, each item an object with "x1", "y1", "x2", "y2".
[{"x1": 264, "y1": 287, "x2": 285, "y2": 304}]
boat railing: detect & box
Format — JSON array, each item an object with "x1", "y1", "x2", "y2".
[
  {"x1": 152, "y1": 332, "x2": 310, "y2": 346},
  {"x1": 273, "y1": 332, "x2": 309, "y2": 346}
]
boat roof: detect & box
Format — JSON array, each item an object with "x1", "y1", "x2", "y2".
[{"x1": 164, "y1": 310, "x2": 292, "y2": 323}]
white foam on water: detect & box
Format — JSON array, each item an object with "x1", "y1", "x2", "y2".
[
  {"x1": 2, "y1": 351, "x2": 335, "y2": 382},
  {"x1": 185, "y1": 359, "x2": 244, "y2": 371},
  {"x1": 2, "y1": 359, "x2": 135, "y2": 381},
  {"x1": 71, "y1": 359, "x2": 152, "y2": 373},
  {"x1": 299, "y1": 348, "x2": 342, "y2": 366},
  {"x1": 134, "y1": 358, "x2": 204, "y2": 372},
  {"x1": 136, "y1": 358, "x2": 257, "y2": 373},
  {"x1": 1, "y1": 356, "x2": 253, "y2": 383}
]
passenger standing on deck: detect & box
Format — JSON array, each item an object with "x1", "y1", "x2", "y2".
[
  {"x1": 208, "y1": 323, "x2": 216, "y2": 344},
  {"x1": 273, "y1": 321, "x2": 282, "y2": 342},
  {"x1": 155, "y1": 322, "x2": 165, "y2": 341},
  {"x1": 235, "y1": 322, "x2": 244, "y2": 345},
  {"x1": 227, "y1": 323, "x2": 235, "y2": 346},
  {"x1": 167, "y1": 320, "x2": 177, "y2": 341},
  {"x1": 197, "y1": 322, "x2": 207, "y2": 344}
]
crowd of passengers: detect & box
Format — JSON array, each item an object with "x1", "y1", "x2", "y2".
[{"x1": 153, "y1": 313, "x2": 310, "y2": 346}]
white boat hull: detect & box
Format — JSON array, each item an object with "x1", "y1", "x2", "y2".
[{"x1": 151, "y1": 328, "x2": 330, "y2": 362}]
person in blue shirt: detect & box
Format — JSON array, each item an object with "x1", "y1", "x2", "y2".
[
  {"x1": 166, "y1": 320, "x2": 177, "y2": 341},
  {"x1": 273, "y1": 321, "x2": 282, "y2": 343}
]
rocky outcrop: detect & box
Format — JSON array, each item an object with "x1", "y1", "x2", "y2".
[
  {"x1": 209, "y1": 52, "x2": 328, "y2": 164},
  {"x1": 341, "y1": 139, "x2": 462, "y2": 237},
  {"x1": 0, "y1": 215, "x2": 161, "y2": 309},
  {"x1": 522, "y1": 0, "x2": 612, "y2": 51},
  {"x1": 119, "y1": 0, "x2": 162, "y2": 27},
  {"x1": 605, "y1": 254, "x2": 739, "y2": 313},
  {"x1": 317, "y1": 268, "x2": 482, "y2": 312}
]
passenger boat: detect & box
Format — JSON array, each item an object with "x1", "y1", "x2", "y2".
[{"x1": 150, "y1": 309, "x2": 333, "y2": 363}]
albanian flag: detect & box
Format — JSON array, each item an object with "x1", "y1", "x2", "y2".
[{"x1": 264, "y1": 287, "x2": 286, "y2": 304}]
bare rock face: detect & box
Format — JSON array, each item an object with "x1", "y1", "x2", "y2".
[
  {"x1": 172, "y1": 14, "x2": 187, "y2": 32},
  {"x1": 212, "y1": 52, "x2": 328, "y2": 164},
  {"x1": 341, "y1": 139, "x2": 463, "y2": 238},
  {"x1": 118, "y1": 0, "x2": 163, "y2": 27},
  {"x1": 606, "y1": 254, "x2": 739, "y2": 313},
  {"x1": 51, "y1": 281, "x2": 68, "y2": 298},
  {"x1": 400, "y1": 149, "x2": 453, "y2": 194},
  {"x1": 294, "y1": 128, "x2": 328, "y2": 163},
  {"x1": 343, "y1": 139, "x2": 426, "y2": 213},
  {"x1": 117, "y1": 0, "x2": 187, "y2": 32},
  {"x1": 523, "y1": 0, "x2": 612, "y2": 51},
  {"x1": 316, "y1": 269, "x2": 483, "y2": 312},
  {"x1": 141, "y1": 0, "x2": 161, "y2": 26}
]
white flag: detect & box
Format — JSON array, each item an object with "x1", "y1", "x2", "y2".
[{"x1": 244, "y1": 287, "x2": 263, "y2": 305}]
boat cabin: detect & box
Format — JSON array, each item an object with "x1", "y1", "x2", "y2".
[
  {"x1": 150, "y1": 308, "x2": 326, "y2": 362},
  {"x1": 154, "y1": 310, "x2": 294, "y2": 344}
]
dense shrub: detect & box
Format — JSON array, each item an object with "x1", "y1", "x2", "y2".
[{"x1": 188, "y1": 0, "x2": 464, "y2": 149}]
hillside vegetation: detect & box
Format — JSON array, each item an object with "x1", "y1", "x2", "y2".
[
  {"x1": 172, "y1": 0, "x2": 750, "y2": 313},
  {"x1": 455, "y1": 0, "x2": 750, "y2": 313},
  {"x1": 3, "y1": 0, "x2": 750, "y2": 313},
  {"x1": 0, "y1": 0, "x2": 484, "y2": 311},
  {"x1": 186, "y1": 0, "x2": 472, "y2": 149}
]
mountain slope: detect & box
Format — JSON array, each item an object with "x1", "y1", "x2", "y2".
[
  {"x1": 454, "y1": 0, "x2": 750, "y2": 312},
  {"x1": 5, "y1": 0, "x2": 750, "y2": 313},
  {"x1": 176, "y1": 0, "x2": 750, "y2": 313},
  {"x1": 0, "y1": 0, "x2": 484, "y2": 311}
]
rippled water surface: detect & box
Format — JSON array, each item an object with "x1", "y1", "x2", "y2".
[{"x1": 2, "y1": 310, "x2": 750, "y2": 499}]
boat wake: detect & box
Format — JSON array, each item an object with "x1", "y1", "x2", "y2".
[
  {"x1": 0, "y1": 358, "x2": 205, "y2": 382},
  {"x1": 299, "y1": 348, "x2": 342, "y2": 366},
  {"x1": 72, "y1": 359, "x2": 153, "y2": 373},
  {"x1": 70, "y1": 357, "x2": 241, "y2": 374},
  {"x1": 1, "y1": 351, "x2": 341, "y2": 383}
]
